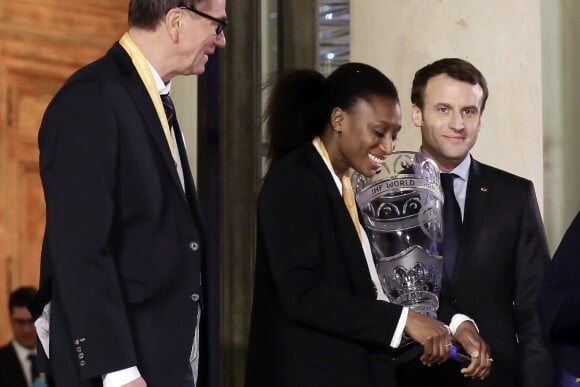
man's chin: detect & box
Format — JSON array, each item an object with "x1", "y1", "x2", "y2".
[
  {"x1": 191, "y1": 63, "x2": 207, "y2": 76},
  {"x1": 21, "y1": 341, "x2": 36, "y2": 350}
]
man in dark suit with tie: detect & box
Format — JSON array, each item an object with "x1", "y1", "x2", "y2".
[
  {"x1": 0, "y1": 286, "x2": 45, "y2": 387},
  {"x1": 29, "y1": 1, "x2": 227, "y2": 386},
  {"x1": 538, "y1": 211, "x2": 580, "y2": 386},
  {"x1": 396, "y1": 58, "x2": 553, "y2": 386}
]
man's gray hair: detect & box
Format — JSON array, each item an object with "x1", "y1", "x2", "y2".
[{"x1": 128, "y1": 0, "x2": 203, "y2": 30}]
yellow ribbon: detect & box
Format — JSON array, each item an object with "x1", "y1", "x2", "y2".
[
  {"x1": 313, "y1": 136, "x2": 362, "y2": 240},
  {"x1": 119, "y1": 32, "x2": 175, "y2": 158}
]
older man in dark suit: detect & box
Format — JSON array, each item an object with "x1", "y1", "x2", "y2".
[
  {"x1": 396, "y1": 58, "x2": 553, "y2": 387},
  {"x1": 29, "y1": 1, "x2": 226, "y2": 386},
  {"x1": 539, "y1": 211, "x2": 580, "y2": 386}
]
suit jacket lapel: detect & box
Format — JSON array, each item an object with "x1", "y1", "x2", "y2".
[
  {"x1": 304, "y1": 145, "x2": 376, "y2": 298},
  {"x1": 109, "y1": 43, "x2": 190, "y2": 207},
  {"x1": 453, "y1": 157, "x2": 489, "y2": 280}
]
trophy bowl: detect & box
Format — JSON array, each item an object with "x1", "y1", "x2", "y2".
[
  {"x1": 352, "y1": 151, "x2": 444, "y2": 318},
  {"x1": 352, "y1": 152, "x2": 470, "y2": 363}
]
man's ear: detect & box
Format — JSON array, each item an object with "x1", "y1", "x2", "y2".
[
  {"x1": 165, "y1": 8, "x2": 182, "y2": 40},
  {"x1": 411, "y1": 104, "x2": 423, "y2": 128}
]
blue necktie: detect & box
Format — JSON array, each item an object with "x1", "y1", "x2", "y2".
[{"x1": 441, "y1": 173, "x2": 462, "y2": 278}]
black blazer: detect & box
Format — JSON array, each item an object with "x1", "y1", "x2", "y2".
[
  {"x1": 0, "y1": 343, "x2": 28, "y2": 387},
  {"x1": 397, "y1": 157, "x2": 552, "y2": 387},
  {"x1": 437, "y1": 158, "x2": 552, "y2": 386},
  {"x1": 30, "y1": 42, "x2": 212, "y2": 387},
  {"x1": 245, "y1": 144, "x2": 404, "y2": 387},
  {"x1": 538, "y1": 210, "x2": 580, "y2": 377}
]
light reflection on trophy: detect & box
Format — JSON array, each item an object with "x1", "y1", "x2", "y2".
[{"x1": 352, "y1": 151, "x2": 468, "y2": 363}]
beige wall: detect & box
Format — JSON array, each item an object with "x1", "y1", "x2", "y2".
[
  {"x1": 172, "y1": 76, "x2": 198, "y2": 181},
  {"x1": 541, "y1": 0, "x2": 580, "y2": 251},
  {"x1": 351, "y1": 0, "x2": 549, "y2": 241}
]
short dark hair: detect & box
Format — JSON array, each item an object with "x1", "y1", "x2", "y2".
[
  {"x1": 265, "y1": 62, "x2": 399, "y2": 165},
  {"x1": 411, "y1": 58, "x2": 489, "y2": 114},
  {"x1": 128, "y1": 0, "x2": 203, "y2": 30},
  {"x1": 9, "y1": 286, "x2": 37, "y2": 314}
]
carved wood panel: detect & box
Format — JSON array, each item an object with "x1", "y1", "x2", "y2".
[{"x1": 0, "y1": 0, "x2": 126, "y2": 344}]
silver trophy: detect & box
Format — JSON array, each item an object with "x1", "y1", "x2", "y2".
[{"x1": 352, "y1": 151, "x2": 469, "y2": 363}]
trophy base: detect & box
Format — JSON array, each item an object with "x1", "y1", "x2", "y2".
[
  {"x1": 394, "y1": 290, "x2": 439, "y2": 319},
  {"x1": 391, "y1": 338, "x2": 472, "y2": 366}
]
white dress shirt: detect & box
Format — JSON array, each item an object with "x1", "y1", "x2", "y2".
[{"x1": 12, "y1": 340, "x2": 35, "y2": 387}]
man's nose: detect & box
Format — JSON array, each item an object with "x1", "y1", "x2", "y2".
[
  {"x1": 215, "y1": 33, "x2": 226, "y2": 48},
  {"x1": 450, "y1": 112, "x2": 465, "y2": 130}
]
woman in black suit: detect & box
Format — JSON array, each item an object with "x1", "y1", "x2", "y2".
[{"x1": 245, "y1": 63, "x2": 453, "y2": 387}]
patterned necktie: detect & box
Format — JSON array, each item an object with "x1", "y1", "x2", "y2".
[
  {"x1": 28, "y1": 353, "x2": 39, "y2": 382},
  {"x1": 160, "y1": 93, "x2": 176, "y2": 129},
  {"x1": 441, "y1": 173, "x2": 462, "y2": 278},
  {"x1": 160, "y1": 93, "x2": 190, "y2": 195}
]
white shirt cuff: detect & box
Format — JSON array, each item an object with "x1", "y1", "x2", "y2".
[
  {"x1": 389, "y1": 307, "x2": 409, "y2": 348},
  {"x1": 34, "y1": 302, "x2": 51, "y2": 358},
  {"x1": 449, "y1": 313, "x2": 478, "y2": 335},
  {"x1": 102, "y1": 367, "x2": 141, "y2": 387}
]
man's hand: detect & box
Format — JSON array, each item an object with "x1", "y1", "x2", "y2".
[
  {"x1": 122, "y1": 377, "x2": 146, "y2": 387},
  {"x1": 453, "y1": 321, "x2": 492, "y2": 380},
  {"x1": 405, "y1": 310, "x2": 452, "y2": 366}
]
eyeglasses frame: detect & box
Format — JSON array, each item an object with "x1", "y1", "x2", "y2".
[{"x1": 178, "y1": 5, "x2": 227, "y2": 36}]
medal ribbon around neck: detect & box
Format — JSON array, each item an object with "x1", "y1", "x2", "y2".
[
  {"x1": 313, "y1": 136, "x2": 362, "y2": 240},
  {"x1": 119, "y1": 32, "x2": 175, "y2": 159}
]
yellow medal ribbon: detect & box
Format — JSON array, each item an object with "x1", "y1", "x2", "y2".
[
  {"x1": 313, "y1": 136, "x2": 362, "y2": 240},
  {"x1": 119, "y1": 32, "x2": 175, "y2": 158}
]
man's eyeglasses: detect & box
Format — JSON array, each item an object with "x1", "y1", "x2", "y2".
[{"x1": 179, "y1": 5, "x2": 227, "y2": 36}]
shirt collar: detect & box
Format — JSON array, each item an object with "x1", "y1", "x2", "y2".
[
  {"x1": 419, "y1": 146, "x2": 471, "y2": 182},
  {"x1": 449, "y1": 154, "x2": 471, "y2": 182},
  {"x1": 12, "y1": 339, "x2": 35, "y2": 362},
  {"x1": 147, "y1": 61, "x2": 171, "y2": 95}
]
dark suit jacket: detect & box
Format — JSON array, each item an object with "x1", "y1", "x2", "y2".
[
  {"x1": 397, "y1": 157, "x2": 552, "y2": 387},
  {"x1": 538, "y1": 210, "x2": 580, "y2": 377},
  {"x1": 245, "y1": 144, "x2": 404, "y2": 387},
  {"x1": 29, "y1": 42, "x2": 212, "y2": 387},
  {"x1": 0, "y1": 342, "x2": 28, "y2": 387}
]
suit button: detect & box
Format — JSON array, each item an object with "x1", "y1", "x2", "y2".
[
  {"x1": 190, "y1": 293, "x2": 200, "y2": 302},
  {"x1": 80, "y1": 360, "x2": 86, "y2": 367},
  {"x1": 189, "y1": 241, "x2": 199, "y2": 251},
  {"x1": 78, "y1": 353, "x2": 84, "y2": 359}
]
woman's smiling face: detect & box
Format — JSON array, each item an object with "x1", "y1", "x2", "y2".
[{"x1": 331, "y1": 95, "x2": 402, "y2": 177}]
